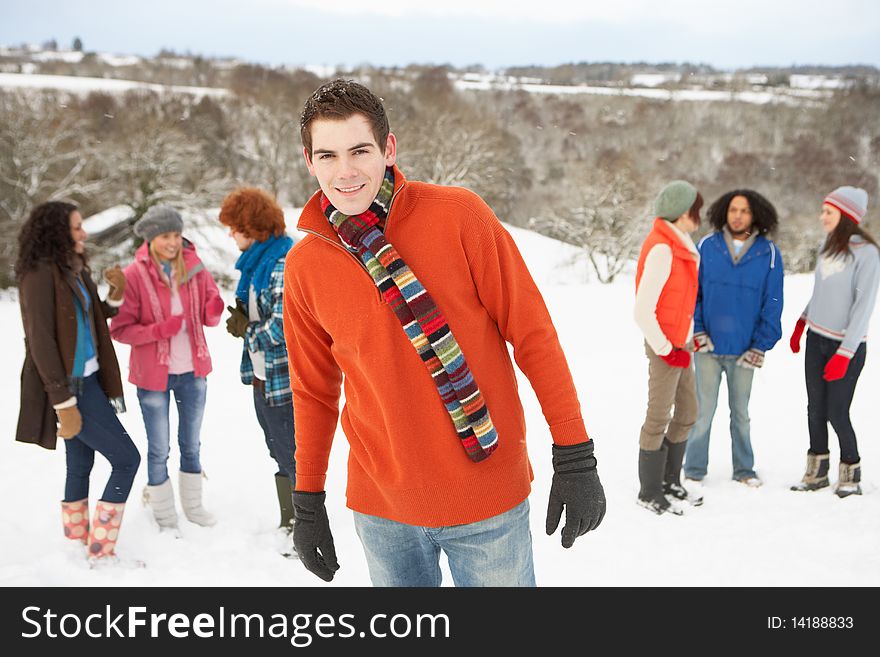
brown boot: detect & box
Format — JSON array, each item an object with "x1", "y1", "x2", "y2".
[
  {"x1": 835, "y1": 462, "x2": 862, "y2": 498},
  {"x1": 790, "y1": 451, "x2": 830, "y2": 492},
  {"x1": 61, "y1": 499, "x2": 89, "y2": 544}
]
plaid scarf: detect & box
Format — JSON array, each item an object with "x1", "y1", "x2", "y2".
[{"x1": 321, "y1": 168, "x2": 498, "y2": 462}]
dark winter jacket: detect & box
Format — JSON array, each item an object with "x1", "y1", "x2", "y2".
[
  {"x1": 16, "y1": 259, "x2": 124, "y2": 450},
  {"x1": 694, "y1": 231, "x2": 784, "y2": 355}
]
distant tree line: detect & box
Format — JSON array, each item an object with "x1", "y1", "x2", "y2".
[{"x1": 1, "y1": 58, "x2": 878, "y2": 286}]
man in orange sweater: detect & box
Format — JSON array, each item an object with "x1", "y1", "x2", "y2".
[{"x1": 283, "y1": 79, "x2": 605, "y2": 586}]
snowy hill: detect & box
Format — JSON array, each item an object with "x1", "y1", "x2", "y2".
[{"x1": 1, "y1": 221, "x2": 878, "y2": 587}]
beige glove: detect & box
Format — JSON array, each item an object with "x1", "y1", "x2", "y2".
[
  {"x1": 103, "y1": 266, "x2": 126, "y2": 301},
  {"x1": 57, "y1": 405, "x2": 83, "y2": 439}
]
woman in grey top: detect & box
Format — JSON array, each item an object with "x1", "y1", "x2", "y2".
[{"x1": 789, "y1": 186, "x2": 879, "y2": 497}]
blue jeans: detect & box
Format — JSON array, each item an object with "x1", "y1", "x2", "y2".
[
  {"x1": 684, "y1": 352, "x2": 756, "y2": 481},
  {"x1": 64, "y1": 374, "x2": 140, "y2": 503},
  {"x1": 353, "y1": 500, "x2": 536, "y2": 587},
  {"x1": 137, "y1": 373, "x2": 207, "y2": 486},
  {"x1": 252, "y1": 384, "x2": 296, "y2": 482}
]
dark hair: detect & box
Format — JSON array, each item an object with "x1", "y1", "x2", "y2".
[
  {"x1": 687, "y1": 192, "x2": 704, "y2": 226},
  {"x1": 300, "y1": 79, "x2": 390, "y2": 158},
  {"x1": 219, "y1": 187, "x2": 286, "y2": 241},
  {"x1": 708, "y1": 189, "x2": 778, "y2": 236},
  {"x1": 821, "y1": 210, "x2": 880, "y2": 259},
  {"x1": 15, "y1": 201, "x2": 81, "y2": 282}
]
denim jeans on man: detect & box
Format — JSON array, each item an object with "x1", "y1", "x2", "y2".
[
  {"x1": 252, "y1": 384, "x2": 296, "y2": 482},
  {"x1": 353, "y1": 499, "x2": 535, "y2": 587},
  {"x1": 684, "y1": 352, "x2": 756, "y2": 480},
  {"x1": 64, "y1": 373, "x2": 141, "y2": 503},
  {"x1": 137, "y1": 373, "x2": 207, "y2": 486}
]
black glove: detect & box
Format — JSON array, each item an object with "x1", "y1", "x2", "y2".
[
  {"x1": 226, "y1": 298, "x2": 249, "y2": 339},
  {"x1": 292, "y1": 491, "x2": 340, "y2": 582},
  {"x1": 545, "y1": 440, "x2": 606, "y2": 548}
]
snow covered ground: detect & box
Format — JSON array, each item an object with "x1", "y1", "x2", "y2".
[
  {"x1": 0, "y1": 70, "x2": 831, "y2": 106},
  {"x1": 0, "y1": 72, "x2": 229, "y2": 98},
  {"x1": 1, "y1": 222, "x2": 877, "y2": 587}
]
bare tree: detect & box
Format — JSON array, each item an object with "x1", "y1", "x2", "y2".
[{"x1": 531, "y1": 170, "x2": 647, "y2": 283}]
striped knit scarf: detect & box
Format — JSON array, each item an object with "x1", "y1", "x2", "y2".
[
  {"x1": 321, "y1": 168, "x2": 498, "y2": 462},
  {"x1": 135, "y1": 259, "x2": 208, "y2": 366}
]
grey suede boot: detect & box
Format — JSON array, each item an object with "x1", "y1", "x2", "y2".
[
  {"x1": 790, "y1": 451, "x2": 830, "y2": 492},
  {"x1": 179, "y1": 471, "x2": 216, "y2": 526},
  {"x1": 143, "y1": 478, "x2": 179, "y2": 531},
  {"x1": 638, "y1": 446, "x2": 684, "y2": 516},
  {"x1": 835, "y1": 461, "x2": 862, "y2": 498},
  {"x1": 275, "y1": 474, "x2": 295, "y2": 533}
]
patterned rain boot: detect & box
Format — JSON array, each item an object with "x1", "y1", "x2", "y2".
[
  {"x1": 61, "y1": 499, "x2": 89, "y2": 545},
  {"x1": 87, "y1": 501, "x2": 125, "y2": 560}
]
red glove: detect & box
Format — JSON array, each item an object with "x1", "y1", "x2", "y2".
[
  {"x1": 660, "y1": 348, "x2": 691, "y2": 368},
  {"x1": 154, "y1": 314, "x2": 184, "y2": 339},
  {"x1": 206, "y1": 295, "x2": 225, "y2": 321},
  {"x1": 823, "y1": 354, "x2": 851, "y2": 382},
  {"x1": 790, "y1": 318, "x2": 806, "y2": 353}
]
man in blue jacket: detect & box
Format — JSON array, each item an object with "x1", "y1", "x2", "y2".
[{"x1": 682, "y1": 190, "x2": 783, "y2": 502}]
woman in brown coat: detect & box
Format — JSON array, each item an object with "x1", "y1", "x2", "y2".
[{"x1": 16, "y1": 201, "x2": 141, "y2": 562}]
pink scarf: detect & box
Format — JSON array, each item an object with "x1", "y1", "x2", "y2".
[{"x1": 135, "y1": 260, "x2": 208, "y2": 365}]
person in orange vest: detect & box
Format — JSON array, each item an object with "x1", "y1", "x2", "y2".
[{"x1": 634, "y1": 181, "x2": 703, "y2": 515}]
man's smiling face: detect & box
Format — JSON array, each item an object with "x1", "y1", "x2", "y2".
[{"x1": 304, "y1": 113, "x2": 397, "y2": 216}]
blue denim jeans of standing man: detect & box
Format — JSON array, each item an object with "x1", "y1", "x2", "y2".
[
  {"x1": 137, "y1": 373, "x2": 207, "y2": 486},
  {"x1": 252, "y1": 383, "x2": 296, "y2": 482},
  {"x1": 353, "y1": 499, "x2": 536, "y2": 587},
  {"x1": 684, "y1": 352, "x2": 757, "y2": 481},
  {"x1": 64, "y1": 373, "x2": 141, "y2": 503}
]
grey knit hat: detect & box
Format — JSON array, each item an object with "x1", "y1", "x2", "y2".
[
  {"x1": 654, "y1": 180, "x2": 698, "y2": 220},
  {"x1": 825, "y1": 186, "x2": 868, "y2": 224},
  {"x1": 134, "y1": 205, "x2": 184, "y2": 242}
]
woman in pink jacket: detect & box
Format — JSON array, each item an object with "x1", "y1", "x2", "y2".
[{"x1": 110, "y1": 206, "x2": 224, "y2": 531}]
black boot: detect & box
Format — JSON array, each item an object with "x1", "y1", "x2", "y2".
[
  {"x1": 638, "y1": 446, "x2": 683, "y2": 516},
  {"x1": 662, "y1": 438, "x2": 689, "y2": 500},
  {"x1": 274, "y1": 474, "x2": 298, "y2": 559}
]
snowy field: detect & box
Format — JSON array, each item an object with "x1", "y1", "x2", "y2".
[
  {"x1": 1, "y1": 222, "x2": 878, "y2": 587},
  {"x1": 0, "y1": 70, "x2": 830, "y2": 107}
]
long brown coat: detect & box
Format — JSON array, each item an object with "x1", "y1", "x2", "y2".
[{"x1": 16, "y1": 260, "x2": 124, "y2": 450}]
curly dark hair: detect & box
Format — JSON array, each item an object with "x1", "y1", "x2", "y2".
[
  {"x1": 708, "y1": 189, "x2": 778, "y2": 236},
  {"x1": 15, "y1": 201, "x2": 82, "y2": 282}
]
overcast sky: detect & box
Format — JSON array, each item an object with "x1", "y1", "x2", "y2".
[{"x1": 3, "y1": 0, "x2": 879, "y2": 70}]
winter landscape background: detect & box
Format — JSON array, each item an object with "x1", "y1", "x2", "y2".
[{"x1": 0, "y1": 215, "x2": 878, "y2": 587}]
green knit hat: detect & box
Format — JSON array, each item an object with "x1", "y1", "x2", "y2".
[{"x1": 654, "y1": 180, "x2": 698, "y2": 220}]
